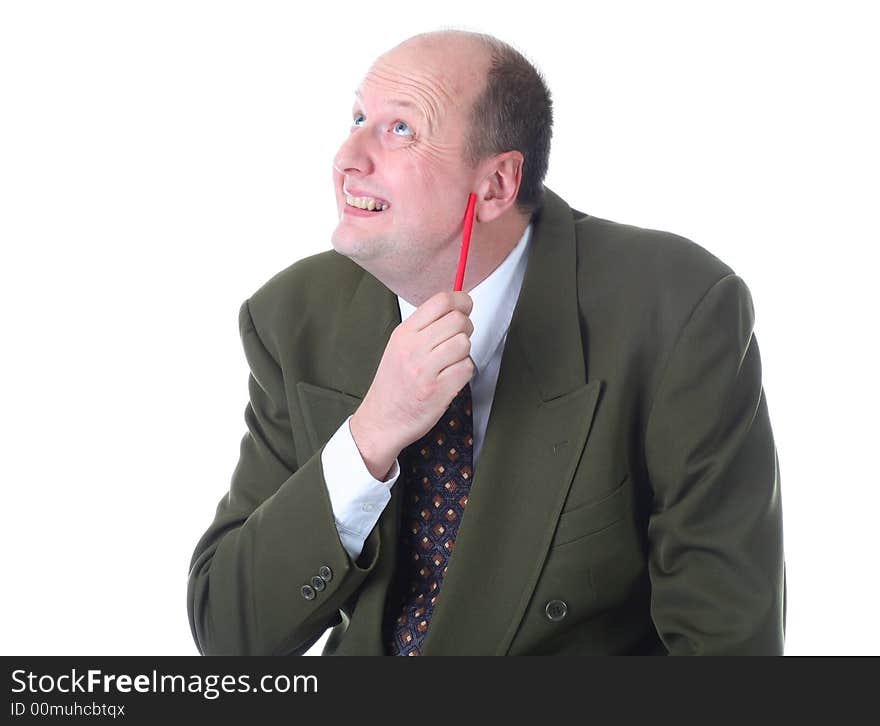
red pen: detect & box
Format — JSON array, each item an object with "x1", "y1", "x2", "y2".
[{"x1": 453, "y1": 193, "x2": 477, "y2": 291}]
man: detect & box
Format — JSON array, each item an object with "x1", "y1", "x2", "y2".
[{"x1": 187, "y1": 29, "x2": 785, "y2": 655}]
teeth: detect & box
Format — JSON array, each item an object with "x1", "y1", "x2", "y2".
[{"x1": 345, "y1": 194, "x2": 388, "y2": 211}]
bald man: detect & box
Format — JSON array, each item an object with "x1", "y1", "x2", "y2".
[{"x1": 187, "y1": 29, "x2": 786, "y2": 655}]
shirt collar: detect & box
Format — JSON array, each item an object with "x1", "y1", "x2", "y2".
[{"x1": 397, "y1": 222, "x2": 533, "y2": 377}]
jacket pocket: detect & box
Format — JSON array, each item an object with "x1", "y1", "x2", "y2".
[{"x1": 551, "y1": 473, "x2": 630, "y2": 548}]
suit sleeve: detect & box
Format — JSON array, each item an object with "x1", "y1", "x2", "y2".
[
  {"x1": 644, "y1": 273, "x2": 786, "y2": 655},
  {"x1": 186, "y1": 298, "x2": 385, "y2": 655}
]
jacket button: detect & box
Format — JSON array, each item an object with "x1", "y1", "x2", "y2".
[
  {"x1": 318, "y1": 565, "x2": 333, "y2": 582},
  {"x1": 310, "y1": 575, "x2": 326, "y2": 591},
  {"x1": 545, "y1": 599, "x2": 567, "y2": 621},
  {"x1": 301, "y1": 584, "x2": 316, "y2": 600}
]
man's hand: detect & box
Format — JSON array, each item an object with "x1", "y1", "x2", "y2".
[{"x1": 349, "y1": 291, "x2": 475, "y2": 480}]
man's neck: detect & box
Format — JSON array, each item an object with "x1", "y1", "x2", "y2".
[{"x1": 390, "y1": 213, "x2": 530, "y2": 307}]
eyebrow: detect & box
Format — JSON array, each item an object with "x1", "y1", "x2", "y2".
[
  {"x1": 352, "y1": 90, "x2": 426, "y2": 120},
  {"x1": 355, "y1": 90, "x2": 418, "y2": 109}
]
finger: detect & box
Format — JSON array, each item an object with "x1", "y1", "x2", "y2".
[
  {"x1": 426, "y1": 331, "x2": 472, "y2": 377},
  {"x1": 406, "y1": 291, "x2": 458, "y2": 332},
  {"x1": 420, "y1": 308, "x2": 474, "y2": 352}
]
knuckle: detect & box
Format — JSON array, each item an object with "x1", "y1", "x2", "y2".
[{"x1": 391, "y1": 324, "x2": 407, "y2": 344}]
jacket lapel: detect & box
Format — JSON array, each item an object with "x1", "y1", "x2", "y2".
[
  {"x1": 418, "y1": 187, "x2": 602, "y2": 654},
  {"x1": 299, "y1": 186, "x2": 603, "y2": 655}
]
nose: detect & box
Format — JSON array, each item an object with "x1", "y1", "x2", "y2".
[{"x1": 333, "y1": 127, "x2": 375, "y2": 179}]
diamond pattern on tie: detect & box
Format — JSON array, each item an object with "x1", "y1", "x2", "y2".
[{"x1": 387, "y1": 383, "x2": 474, "y2": 656}]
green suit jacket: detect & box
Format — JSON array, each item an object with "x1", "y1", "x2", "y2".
[{"x1": 187, "y1": 185, "x2": 785, "y2": 655}]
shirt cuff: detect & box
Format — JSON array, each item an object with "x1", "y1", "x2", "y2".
[{"x1": 320, "y1": 414, "x2": 400, "y2": 543}]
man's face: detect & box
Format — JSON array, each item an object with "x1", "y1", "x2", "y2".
[{"x1": 331, "y1": 43, "x2": 484, "y2": 276}]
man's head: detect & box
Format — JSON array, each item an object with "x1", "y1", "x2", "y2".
[{"x1": 331, "y1": 29, "x2": 553, "y2": 301}]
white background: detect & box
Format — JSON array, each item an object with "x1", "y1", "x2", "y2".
[{"x1": 2, "y1": 0, "x2": 877, "y2": 656}]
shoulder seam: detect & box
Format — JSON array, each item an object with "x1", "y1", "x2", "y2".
[{"x1": 644, "y1": 272, "x2": 740, "y2": 432}]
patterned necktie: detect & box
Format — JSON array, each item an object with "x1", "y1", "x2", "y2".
[{"x1": 385, "y1": 382, "x2": 474, "y2": 656}]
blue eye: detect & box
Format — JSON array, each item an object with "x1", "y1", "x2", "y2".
[{"x1": 351, "y1": 113, "x2": 412, "y2": 137}]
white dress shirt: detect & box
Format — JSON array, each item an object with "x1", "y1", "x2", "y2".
[{"x1": 320, "y1": 221, "x2": 534, "y2": 561}]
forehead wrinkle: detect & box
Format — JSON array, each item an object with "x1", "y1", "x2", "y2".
[
  {"x1": 353, "y1": 89, "x2": 420, "y2": 114},
  {"x1": 362, "y1": 73, "x2": 438, "y2": 133},
  {"x1": 386, "y1": 65, "x2": 457, "y2": 107},
  {"x1": 355, "y1": 82, "x2": 435, "y2": 135},
  {"x1": 363, "y1": 66, "x2": 453, "y2": 135}
]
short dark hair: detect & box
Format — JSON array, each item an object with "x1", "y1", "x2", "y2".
[{"x1": 460, "y1": 33, "x2": 554, "y2": 222}]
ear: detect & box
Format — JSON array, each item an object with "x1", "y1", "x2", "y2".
[{"x1": 475, "y1": 151, "x2": 524, "y2": 223}]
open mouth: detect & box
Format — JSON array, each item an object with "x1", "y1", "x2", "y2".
[{"x1": 344, "y1": 194, "x2": 390, "y2": 213}]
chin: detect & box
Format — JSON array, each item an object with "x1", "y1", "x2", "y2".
[
  {"x1": 329, "y1": 235, "x2": 355, "y2": 257},
  {"x1": 331, "y1": 231, "x2": 373, "y2": 262}
]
